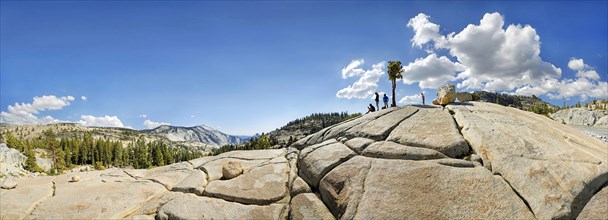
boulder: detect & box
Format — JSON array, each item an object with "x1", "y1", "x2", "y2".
[
  {"x1": 319, "y1": 156, "x2": 534, "y2": 219},
  {"x1": 290, "y1": 193, "x2": 335, "y2": 220},
  {"x1": 0, "y1": 176, "x2": 17, "y2": 189},
  {"x1": 70, "y1": 175, "x2": 80, "y2": 183},
  {"x1": 361, "y1": 141, "x2": 447, "y2": 160},
  {"x1": 433, "y1": 84, "x2": 456, "y2": 105},
  {"x1": 157, "y1": 193, "x2": 284, "y2": 220},
  {"x1": 386, "y1": 108, "x2": 470, "y2": 158},
  {"x1": 204, "y1": 161, "x2": 288, "y2": 205},
  {"x1": 298, "y1": 141, "x2": 356, "y2": 188},
  {"x1": 450, "y1": 102, "x2": 608, "y2": 219},
  {"x1": 172, "y1": 169, "x2": 208, "y2": 195},
  {"x1": 222, "y1": 161, "x2": 243, "y2": 180},
  {"x1": 455, "y1": 92, "x2": 473, "y2": 102},
  {"x1": 578, "y1": 186, "x2": 608, "y2": 220}
]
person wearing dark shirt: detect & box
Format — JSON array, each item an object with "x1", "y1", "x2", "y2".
[{"x1": 367, "y1": 103, "x2": 376, "y2": 113}]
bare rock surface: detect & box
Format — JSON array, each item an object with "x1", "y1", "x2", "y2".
[
  {"x1": 203, "y1": 159, "x2": 289, "y2": 205},
  {"x1": 0, "y1": 176, "x2": 54, "y2": 219},
  {"x1": 157, "y1": 193, "x2": 284, "y2": 220},
  {"x1": 290, "y1": 176, "x2": 312, "y2": 197},
  {"x1": 29, "y1": 169, "x2": 167, "y2": 220},
  {"x1": 124, "y1": 162, "x2": 193, "y2": 190},
  {"x1": 450, "y1": 102, "x2": 608, "y2": 219},
  {"x1": 290, "y1": 193, "x2": 335, "y2": 220},
  {"x1": 361, "y1": 141, "x2": 448, "y2": 160},
  {"x1": 455, "y1": 92, "x2": 473, "y2": 102},
  {"x1": 298, "y1": 141, "x2": 355, "y2": 188},
  {"x1": 319, "y1": 156, "x2": 535, "y2": 219},
  {"x1": 0, "y1": 143, "x2": 28, "y2": 176},
  {"x1": 386, "y1": 108, "x2": 470, "y2": 158},
  {"x1": 550, "y1": 108, "x2": 608, "y2": 127},
  {"x1": 343, "y1": 137, "x2": 375, "y2": 154},
  {"x1": 343, "y1": 107, "x2": 418, "y2": 140},
  {"x1": 172, "y1": 169, "x2": 207, "y2": 195}
]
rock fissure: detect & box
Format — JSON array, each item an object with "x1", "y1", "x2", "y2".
[
  {"x1": 379, "y1": 109, "x2": 420, "y2": 141},
  {"x1": 51, "y1": 181, "x2": 56, "y2": 197},
  {"x1": 351, "y1": 161, "x2": 371, "y2": 219},
  {"x1": 448, "y1": 109, "x2": 475, "y2": 158},
  {"x1": 123, "y1": 170, "x2": 139, "y2": 180},
  {"x1": 495, "y1": 174, "x2": 535, "y2": 218}
]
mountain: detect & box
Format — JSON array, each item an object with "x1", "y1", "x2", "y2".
[{"x1": 142, "y1": 125, "x2": 250, "y2": 147}]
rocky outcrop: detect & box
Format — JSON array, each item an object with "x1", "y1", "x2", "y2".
[
  {"x1": 550, "y1": 108, "x2": 608, "y2": 127},
  {"x1": 2, "y1": 102, "x2": 607, "y2": 220},
  {"x1": 433, "y1": 84, "x2": 456, "y2": 105},
  {"x1": 0, "y1": 143, "x2": 28, "y2": 176},
  {"x1": 449, "y1": 102, "x2": 608, "y2": 219}
]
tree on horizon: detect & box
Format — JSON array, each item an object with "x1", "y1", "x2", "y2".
[{"x1": 387, "y1": 61, "x2": 403, "y2": 107}]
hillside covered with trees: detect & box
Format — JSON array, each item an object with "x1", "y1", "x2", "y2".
[{"x1": 2, "y1": 129, "x2": 201, "y2": 174}]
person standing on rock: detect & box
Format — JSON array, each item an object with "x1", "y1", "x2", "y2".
[
  {"x1": 367, "y1": 104, "x2": 376, "y2": 113},
  {"x1": 421, "y1": 92, "x2": 425, "y2": 105},
  {"x1": 383, "y1": 94, "x2": 389, "y2": 109},
  {"x1": 374, "y1": 92, "x2": 380, "y2": 110}
]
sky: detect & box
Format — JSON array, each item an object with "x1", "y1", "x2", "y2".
[{"x1": 1, "y1": 1, "x2": 607, "y2": 135}]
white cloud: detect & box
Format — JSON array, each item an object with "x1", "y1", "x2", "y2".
[
  {"x1": 576, "y1": 70, "x2": 600, "y2": 81},
  {"x1": 341, "y1": 59, "x2": 366, "y2": 78},
  {"x1": 336, "y1": 61, "x2": 387, "y2": 99},
  {"x1": 0, "y1": 95, "x2": 75, "y2": 125},
  {"x1": 407, "y1": 13, "x2": 444, "y2": 49},
  {"x1": 404, "y1": 12, "x2": 606, "y2": 101},
  {"x1": 81, "y1": 96, "x2": 87, "y2": 101},
  {"x1": 78, "y1": 115, "x2": 125, "y2": 128},
  {"x1": 138, "y1": 114, "x2": 148, "y2": 118},
  {"x1": 398, "y1": 94, "x2": 423, "y2": 105},
  {"x1": 401, "y1": 54, "x2": 466, "y2": 89},
  {"x1": 143, "y1": 119, "x2": 170, "y2": 129},
  {"x1": 568, "y1": 58, "x2": 585, "y2": 71}
]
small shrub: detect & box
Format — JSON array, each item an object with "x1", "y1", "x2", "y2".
[{"x1": 94, "y1": 162, "x2": 106, "y2": 170}]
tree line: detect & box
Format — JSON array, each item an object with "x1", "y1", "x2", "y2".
[{"x1": 3, "y1": 129, "x2": 201, "y2": 174}]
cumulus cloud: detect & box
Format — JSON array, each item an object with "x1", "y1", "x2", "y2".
[
  {"x1": 568, "y1": 58, "x2": 585, "y2": 71},
  {"x1": 78, "y1": 115, "x2": 125, "y2": 127},
  {"x1": 341, "y1": 59, "x2": 366, "y2": 78},
  {"x1": 0, "y1": 95, "x2": 75, "y2": 125},
  {"x1": 336, "y1": 60, "x2": 387, "y2": 99},
  {"x1": 81, "y1": 96, "x2": 87, "y2": 101},
  {"x1": 407, "y1": 13, "x2": 444, "y2": 50},
  {"x1": 404, "y1": 12, "x2": 606, "y2": 101},
  {"x1": 401, "y1": 54, "x2": 466, "y2": 89},
  {"x1": 143, "y1": 119, "x2": 170, "y2": 129},
  {"x1": 398, "y1": 94, "x2": 423, "y2": 105}
]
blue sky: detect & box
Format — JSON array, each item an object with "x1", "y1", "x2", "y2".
[{"x1": 1, "y1": 1, "x2": 607, "y2": 135}]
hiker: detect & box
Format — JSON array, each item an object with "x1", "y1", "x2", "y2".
[
  {"x1": 383, "y1": 94, "x2": 389, "y2": 108},
  {"x1": 367, "y1": 104, "x2": 376, "y2": 113},
  {"x1": 421, "y1": 93, "x2": 425, "y2": 105},
  {"x1": 374, "y1": 92, "x2": 380, "y2": 110}
]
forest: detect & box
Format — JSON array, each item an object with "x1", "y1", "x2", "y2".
[{"x1": 3, "y1": 129, "x2": 201, "y2": 174}]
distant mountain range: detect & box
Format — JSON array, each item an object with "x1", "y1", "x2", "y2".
[{"x1": 142, "y1": 125, "x2": 251, "y2": 146}]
